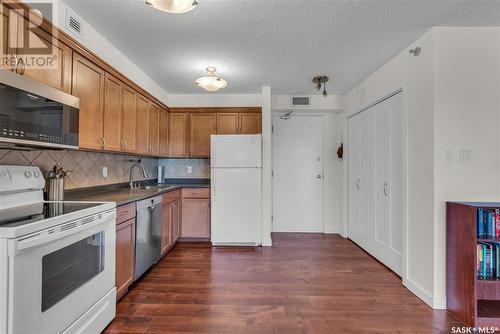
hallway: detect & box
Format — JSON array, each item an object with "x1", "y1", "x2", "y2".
[{"x1": 105, "y1": 234, "x2": 460, "y2": 333}]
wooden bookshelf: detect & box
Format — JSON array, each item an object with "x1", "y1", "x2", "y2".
[{"x1": 447, "y1": 201, "x2": 500, "y2": 328}]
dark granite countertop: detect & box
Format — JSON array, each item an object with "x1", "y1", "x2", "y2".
[{"x1": 65, "y1": 178, "x2": 210, "y2": 206}]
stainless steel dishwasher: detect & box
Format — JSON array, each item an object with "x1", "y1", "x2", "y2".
[{"x1": 135, "y1": 195, "x2": 162, "y2": 280}]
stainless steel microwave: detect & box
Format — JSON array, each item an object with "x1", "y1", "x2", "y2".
[{"x1": 0, "y1": 69, "x2": 80, "y2": 149}]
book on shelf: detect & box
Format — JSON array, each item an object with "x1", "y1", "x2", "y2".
[
  {"x1": 477, "y1": 208, "x2": 500, "y2": 238},
  {"x1": 477, "y1": 241, "x2": 500, "y2": 279}
]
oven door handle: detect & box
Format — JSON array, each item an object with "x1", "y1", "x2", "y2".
[{"x1": 10, "y1": 210, "x2": 116, "y2": 255}]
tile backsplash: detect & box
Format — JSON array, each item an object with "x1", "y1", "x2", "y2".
[
  {"x1": 159, "y1": 158, "x2": 210, "y2": 178},
  {"x1": 0, "y1": 149, "x2": 158, "y2": 190}
]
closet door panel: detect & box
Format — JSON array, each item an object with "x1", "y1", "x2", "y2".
[
  {"x1": 359, "y1": 110, "x2": 374, "y2": 247},
  {"x1": 374, "y1": 103, "x2": 390, "y2": 248},
  {"x1": 347, "y1": 116, "x2": 360, "y2": 242},
  {"x1": 389, "y1": 96, "x2": 404, "y2": 256}
]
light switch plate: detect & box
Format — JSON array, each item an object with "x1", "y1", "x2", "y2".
[
  {"x1": 457, "y1": 149, "x2": 472, "y2": 162},
  {"x1": 187, "y1": 166, "x2": 193, "y2": 175},
  {"x1": 102, "y1": 167, "x2": 108, "y2": 177}
]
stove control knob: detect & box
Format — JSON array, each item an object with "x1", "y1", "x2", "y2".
[
  {"x1": 24, "y1": 171, "x2": 33, "y2": 178},
  {"x1": 33, "y1": 171, "x2": 41, "y2": 178}
]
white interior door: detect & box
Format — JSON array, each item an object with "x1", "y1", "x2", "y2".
[
  {"x1": 272, "y1": 115, "x2": 323, "y2": 232},
  {"x1": 347, "y1": 92, "x2": 404, "y2": 276}
]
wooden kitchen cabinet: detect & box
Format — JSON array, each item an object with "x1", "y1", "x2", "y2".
[
  {"x1": 0, "y1": 6, "x2": 14, "y2": 71},
  {"x1": 168, "y1": 113, "x2": 189, "y2": 157},
  {"x1": 115, "y1": 203, "x2": 136, "y2": 300},
  {"x1": 181, "y1": 188, "x2": 210, "y2": 240},
  {"x1": 159, "y1": 108, "x2": 169, "y2": 157},
  {"x1": 161, "y1": 190, "x2": 181, "y2": 256},
  {"x1": 135, "y1": 94, "x2": 150, "y2": 155},
  {"x1": 103, "y1": 73, "x2": 122, "y2": 151},
  {"x1": 216, "y1": 113, "x2": 239, "y2": 134},
  {"x1": 16, "y1": 16, "x2": 72, "y2": 93},
  {"x1": 171, "y1": 199, "x2": 180, "y2": 242},
  {"x1": 190, "y1": 113, "x2": 215, "y2": 157},
  {"x1": 72, "y1": 53, "x2": 105, "y2": 150},
  {"x1": 116, "y1": 218, "x2": 135, "y2": 299},
  {"x1": 148, "y1": 103, "x2": 160, "y2": 156},
  {"x1": 239, "y1": 113, "x2": 262, "y2": 134},
  {"x1": 121, "y1": 85, "x2": 137, "y2": 152},
  {"x1": 161, "y1": 198, "x2": 172, "y2": 256}
]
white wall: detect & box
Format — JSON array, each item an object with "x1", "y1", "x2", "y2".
[
  {"x1": 344, "y1": 27, "x2": 500, "y2": 309},
  {"x1": 58, "y1": 0, "x2": 170, "y2": 105},
  {"x1": 272, "y1": 94, "x2": 343, "y2": 111},
  {"x1": 344, "y1": 29, "x2": 437, "y2": 307},
  {"x1": 262, "y1": 87, "x2": 273, "y2": 246},
  {"x1": 168, "y1": 94, "x2": 262, "y2": 107},
  {"x1": 433, "y1": 27, "x2": 500, "y2": 306}
]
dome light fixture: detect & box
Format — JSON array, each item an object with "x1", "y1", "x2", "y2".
[
  {"x1": 144, "y1": 0, "x2": 198, "y2": 14},
  {"x1": 195, "y1": 67, "x2": 227, "y2": 92}
]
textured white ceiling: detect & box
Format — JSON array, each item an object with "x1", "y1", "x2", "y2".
[{"x1": 64, "y1": 0, "x2": 500, "y2": 94}]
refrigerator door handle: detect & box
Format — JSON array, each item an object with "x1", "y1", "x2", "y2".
[{"x1": 212, "y1": 169, "x2": 216, "y2": 199}]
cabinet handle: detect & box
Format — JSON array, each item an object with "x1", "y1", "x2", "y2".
[
  {"x1": 124, "y1": 140, "x2": 128, "y2": 148},
  {"x1": 383, "y1": 182, "x2": 389, "y2": 197},
  {"x1": 356, "y1": 179, "x2": 360, "y2": 190},
  {"x1": 16, "y1": 58, "x2": 25, "y2": 75}
]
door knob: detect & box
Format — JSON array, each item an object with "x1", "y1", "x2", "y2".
[
  {"x1": 383, "y1": 182, "x2": 389, "y2": 196},
  {"x1": 316, "y1": 174, "x2": 322, "y2": 179}
]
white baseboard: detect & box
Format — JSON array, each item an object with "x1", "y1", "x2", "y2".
[
  {"x1": 262, "y1": 235, "x2": 272, "y2": 247},
  {"x1": 403, "y1": 277, "x2": 446, "y2": 309}
]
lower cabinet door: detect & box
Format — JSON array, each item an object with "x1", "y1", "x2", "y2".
[
  {"x1": 181, "y1": 198, "x2": 210, "y2": 239},
  {"x1": 172, "y1": 200, "x2": 180, "y2": 241},
  {"x1": 116, "y1": 218, "x2": 136, "y2": 299},
  {"x1": 161, "y1": 202, "x2": 172, "y2": 255}
]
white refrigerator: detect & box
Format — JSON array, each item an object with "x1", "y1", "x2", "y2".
[{"x1": 211, "y1": 134, "x2": 262, "y2": 246}]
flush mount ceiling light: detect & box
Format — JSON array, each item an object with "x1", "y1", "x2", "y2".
[
  {"x1": 144, "y1": 0, "x2": 198, "y2": 14},
  {"x1": 312, "y1": 75, "x2": 329, "y2": 97},
  {"x1": 195, "y1": 67, "x2": 227, "y2": 92}
]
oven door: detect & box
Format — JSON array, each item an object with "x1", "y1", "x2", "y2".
[{"x1": 7, "y1": 209, "x2": 115, "y2": 334}]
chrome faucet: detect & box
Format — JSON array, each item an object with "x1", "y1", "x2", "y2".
[{"x1": 129, "y1": 159, "x2": 147, "y2": 189}]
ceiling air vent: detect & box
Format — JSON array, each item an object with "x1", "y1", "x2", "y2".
[
  {"x1": 65, "y1": 8, "x2": 83, "y2": 40},
  {"x1": 291, "y1": 96, "x2": 310, "y2": 106}
]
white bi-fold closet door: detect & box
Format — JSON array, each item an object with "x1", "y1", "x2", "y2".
[{"x1": 348, "y1": 92, "x2": 404, "y2": 276}]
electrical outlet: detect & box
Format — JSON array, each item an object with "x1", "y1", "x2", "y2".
[
  {"x1": 102, "y1": 167, "x2": 108, "y2": 177},
  {"x1": 187, "y1": 166, "x2": 193, "y2": 175}
]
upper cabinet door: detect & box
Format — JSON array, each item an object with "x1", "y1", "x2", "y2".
[
  {"x1": 190, "y1": 113, "x2": 215, "y2": 157},
  {"x1": 16, "y1": 16, "x2": 72, "y2": 93},
  {"x1": 0, "y1": 5, "x2": 19, "y2": 71},
  {"x1": 239, "y1": 113, "x2": 262, "y2": 134},
  {"x1": 135, "y1": 94, "x2": 149, "y2": 155},
  {"x1": 103, "y1": 73, "x2": 123, "y2": 152},
  {"x1": 72, "y1": 53, "x2": 105, "y2": 150},
  {"x1": 168, "y1": 113, "x2": 189, "y2": 157},
  {"x1": 148, "y1": 103, "x2": 160, "y2": 156},
  {"x1": 121, "y1": 85, "x2": 137, "y2": 153},
  {"x1": 216, "y1": 113, "x2": 239, "y2": 134},
  {"x1": 159, "y1": 108, "x2": 169, "y2": 157}
]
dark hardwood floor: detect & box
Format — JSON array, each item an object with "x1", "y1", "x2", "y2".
[{"x1": 105, "y1": 233, "x2": 461, "y2": 334}]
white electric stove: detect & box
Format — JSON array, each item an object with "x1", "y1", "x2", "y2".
[{"x1": 0, "y1": 165, "x2": 117, "y2": 334}]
